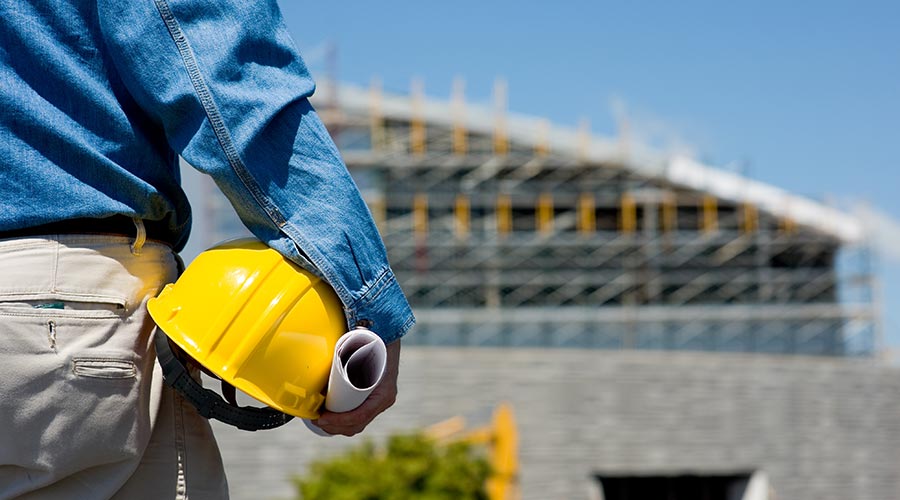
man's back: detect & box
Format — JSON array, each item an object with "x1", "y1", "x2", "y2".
[{"x1": 0, "y1": 1, "x2": 188, "y2": 245}]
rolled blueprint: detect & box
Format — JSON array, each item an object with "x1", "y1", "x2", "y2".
[{"x1": 304, "y1": 327, "x2": 387, "y2": 436}]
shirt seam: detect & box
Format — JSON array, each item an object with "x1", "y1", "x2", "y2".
[
  {"x1": 152, "y1": 0, "x2": 280, "y2": 226},
  {"x1": 349, "y1": 266, "x2": 393, "y2": 310},
  {"x1": 347, "y1": 268, "x2": 415, "y2": 342}
]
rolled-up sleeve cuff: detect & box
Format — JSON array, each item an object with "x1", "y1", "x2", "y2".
[{"x1": 345, "y1": 268, "x2": 415, "y2": 344}]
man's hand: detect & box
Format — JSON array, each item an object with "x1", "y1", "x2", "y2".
[{"x1": 311, "y1": 339, "x2": 401, "y2": 436}]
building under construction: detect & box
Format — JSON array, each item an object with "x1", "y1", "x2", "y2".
[
  {"x1": 319, "y1": 79, "x2": 877, "y2": 356},
  {"x1": 189, "y1": 81, "x2": 900, "y2": 500}
]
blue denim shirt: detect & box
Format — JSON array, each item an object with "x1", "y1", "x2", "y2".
[{"x1": 0, "y1": 0, "x2": 414, "y2": 342}]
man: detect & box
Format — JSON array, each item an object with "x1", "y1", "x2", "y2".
[{"x1": 0, "y1": 0, "x2": 414, "y2": 498}]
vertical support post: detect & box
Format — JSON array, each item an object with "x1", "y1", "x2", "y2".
[
  {"x1": 452, "y1": 77, "x2": 467, "y2": 156},
  {"x1": 620, "y1": 193, "x2": 636, "y2": 234},
  {"x1": 369, "y1": 77, "x2": 384, "y2": 152},
  {"x1": 413, "y1": 192, "x2": 429, "y2": 274},
  {"x1": 578, "y1": 192, "x2": 596, "y2": 235},
  {"x1": 662, "y1": 193, "x2": 678, "y2": 234},
  {"x1": 535, "y1": 119, "x2": 550, "y2": 157},
  {"x1": 577, "y1": 118, "x2": 591, "y2": 163},
  {"x1": 780, "y1": 217, "x2": 797, "y2": 234},
  {"x1": 537, "y1": 193, "x2": 554, "y2": 235},
  {"x1": 496, "y1": 193, "x2": 512, "y2": 237},
  {"x1": 613, "y1": 98, "x2": 631, "y2": 162},
  {"x1": 411, "y1": 78, "x2": 426, "y2": 156},
  {"x1": 455, "y1": 193, "x2": 470, "y2": 241},
  {"x1": 493, "y1": 78, "x2": 509, "y2": 156},
  {"x1": 741, "y1": 202, "x2": 759, "y2": 234},
  {"x1": 413, "y1": 193, "x2": 428, "y2": 235},
  {"x1": 644, "y1": 199, "x2": 661, "y2": 303},
  {"x1": 702, "y1": 195, "x2": 718, "y2": 234}
]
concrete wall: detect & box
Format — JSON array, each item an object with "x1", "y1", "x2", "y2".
[{"x1": 212, "y1": 348, "x2": 900, "y2": 500}]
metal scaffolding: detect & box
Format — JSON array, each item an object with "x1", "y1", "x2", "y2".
[
  {"x1": 189, "y1": 80, "x2": 878, "y2": 357},
  {"x1": 310, "y1": 80, "x2": 878, "y2": 356}
]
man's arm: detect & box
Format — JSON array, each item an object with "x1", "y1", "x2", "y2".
[{"x1": 97, "y1": 0, "x2": 414, "y2": 345}]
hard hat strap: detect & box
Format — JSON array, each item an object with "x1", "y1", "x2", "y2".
[
  {"x1": 153, "y1": 329, "x2": 295, "y2": 431},
  {"x1": 221, "y1": 380, "x2": 239, "y2": 407}
]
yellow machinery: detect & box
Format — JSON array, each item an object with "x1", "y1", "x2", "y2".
[{"x1": 426, "y1": 403, "x2": 520, "y2": 500}]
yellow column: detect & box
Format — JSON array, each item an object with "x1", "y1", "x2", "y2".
[
  {"x1": 536, "y1": 193, "x2": 554, "y2": 235},
  {"x1": 780, "y1": 217, "x2": 797, "y2": 234},
  {"x1": 702, "y1": 195, "x2": 718, "y2": 234},
  {"x1": 496, "y1": 194, "x2": 512, "y2": 237},
  {"x1": 741, "y1": 202, "x2": 759, "y2": 234},
  {"x1": 486, "y1": 403, "x2": 520, "y2": 500},
  {"x1": 413, "y1": 193, "x2": 428, "y2": 236},
  {"x1": 620, "y1": 193, "x2": 636, "y2": 234},
  {"x1": 578, "y1": 193, "x2": 596, "y2": 235},
  {"x1": 455, "y1": 194, "x2": 470, "y2": 240}
]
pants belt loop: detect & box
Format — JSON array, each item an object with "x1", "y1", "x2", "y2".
[{"x1": 131, "y1": 217, "x2": 147, "y2": 256}]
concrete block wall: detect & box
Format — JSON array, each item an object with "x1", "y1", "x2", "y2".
[{"x1": 213, "y1": 348, "x2": 900, "y2": 500}]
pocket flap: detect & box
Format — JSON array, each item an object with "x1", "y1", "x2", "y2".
[{"x1": 73, "y1": 358, "x2": 137, "y2": 379}]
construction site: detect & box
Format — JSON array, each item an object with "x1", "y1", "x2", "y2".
[{"x1": 187, "y1": 80, "x2": 900, "y2": 500}]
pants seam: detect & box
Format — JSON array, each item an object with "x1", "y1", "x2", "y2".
[
  {"x1": 51, "y1": 237, "x2": 59, "y2": 293},
  {"x1": 174, "y1": 392, "x2": 188, "y2": 500}
]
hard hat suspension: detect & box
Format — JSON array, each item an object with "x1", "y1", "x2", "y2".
[{"x1": 154, "y1": 328, "x2": 294, "y2": 431}]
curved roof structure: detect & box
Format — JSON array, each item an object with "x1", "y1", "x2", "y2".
[{"x1": 313, "y1": 81, "x2": 864, "y2": 243}]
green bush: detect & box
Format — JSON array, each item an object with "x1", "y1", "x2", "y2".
[{"x1": 293, "y1": 433, "x2": 490, "y2": 500}]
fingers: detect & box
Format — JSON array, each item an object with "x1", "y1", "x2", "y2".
[
  {"x1": 313, "y1": 383, "x2": 397, "y2": 436},
  {"x1": 311, "y1": 339, "x2": 402, "y2": 437}
]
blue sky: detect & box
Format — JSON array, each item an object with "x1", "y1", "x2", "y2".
[{"x1": 276, "y1": 1, "x2": 900, "y2": 349}]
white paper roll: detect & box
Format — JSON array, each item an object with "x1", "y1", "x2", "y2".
[{"x1": 304, "y1": 327, "x2": 387, "y2": 436}]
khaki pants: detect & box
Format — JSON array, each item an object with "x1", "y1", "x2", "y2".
[{"x1": 0, "y1": 235, "x2": 228, "y2": 499}]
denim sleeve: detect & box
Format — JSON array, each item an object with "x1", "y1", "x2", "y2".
[{"x1": 96, "y1": 0, "x2": 414, "y2": 342}]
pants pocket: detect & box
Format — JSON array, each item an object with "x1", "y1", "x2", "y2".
[
  {"x1": 0, "y1": 296, "x2": 127, "y2": 319},
  {"x1": 73, "y1": 357, "x2": 138, "y2": 379},
  {"x1": 0, "y1": 310, "x2": 153, "y2": 495}
]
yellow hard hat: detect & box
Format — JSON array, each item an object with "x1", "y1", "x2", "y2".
[{"x1": 148, "y1": 238, "x2": 347, "y2": 426}]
